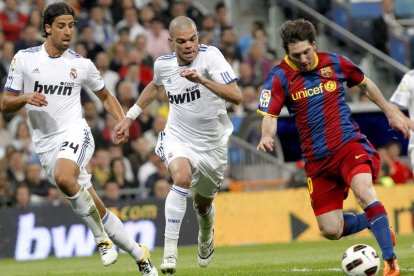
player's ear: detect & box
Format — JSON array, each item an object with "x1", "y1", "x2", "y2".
[{"x1": 45, "y1": 24, "x2": 52, "y2": 35}]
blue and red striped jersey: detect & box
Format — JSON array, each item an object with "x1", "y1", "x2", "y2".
[{"x1": 257, "y1": 52, "x2": 369, "y2": 162}]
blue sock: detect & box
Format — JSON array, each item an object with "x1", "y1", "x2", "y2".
[
  {"x1": 342, "y1": 213, "x2": 369, "y2": 236},
  {"x1": 365, "y1": 202, "x2": 394, "y2": 260}
]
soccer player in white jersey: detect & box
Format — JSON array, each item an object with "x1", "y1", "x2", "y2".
[
  {"x1": 390, "y1": 70, "x2": 414, "y2": 171},
  {"x1": 115, "y1": 16, "x2": 242, "y2": 274},
  {"x1": 1, "y1": 3, "x2": 157, "y2": 276}
]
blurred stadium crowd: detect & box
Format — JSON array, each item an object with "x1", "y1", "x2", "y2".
[{"x1": 0, "y1": 0, "x2": 412, "y2": 209}]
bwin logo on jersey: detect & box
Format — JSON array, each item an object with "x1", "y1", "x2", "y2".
[
  {"x1": 34, "y1": 81, "x2": 74, "y2": 96},
  {"x1": 167, "y1": 88, "x2": 200, "y2": 104}
]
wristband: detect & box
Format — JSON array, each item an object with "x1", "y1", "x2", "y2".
[{"x1": 126, "y1": 104, "x2": 142, "y2": 120}]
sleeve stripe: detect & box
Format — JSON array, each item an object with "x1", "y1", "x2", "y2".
[
  {"x1": 93, "y1": 85, "x2": 106, "y2": 93},
  {"x1": 4, "y1": 87, "x2": 20, "y2": 93},
  {"x1": 220, "y1": 71, "x2": 235, "y2": 84},
  {"x1": 256, "y1": 109, "x2": 279, "y2": 117}
]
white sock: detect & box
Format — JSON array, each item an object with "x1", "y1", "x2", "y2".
[
  {"x1": 164, "y1": 238, "x2": 178, "y2": 259},
  {"x1": 102, "y1": 210, "x2": 143, "y2": 262},
  {"x1": 164, "y1": 185, "x2": 188, "y2": 257},
  {"x1": 67, "y1": 186, "x2": 108, "y2": 243},
  {"x1": 196, "y1": 204, "x2": 215, "y2": 243}
]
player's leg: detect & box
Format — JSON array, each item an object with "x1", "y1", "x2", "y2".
[
  {"x1": 308, "y1": 173, "x2": 368, "y2": 239},
  {"x1": 160, "y1": 157, "x2": 192, "y2": 275},
  {"x1": 307, "y1": 172, "x2": 346, "y2": 240},
  {"x1": 351, "y1": 171, "x2": 399, "y2": 275},
  {"x1": 341, "y1": 163, "x2": 372, "y2": 237},
  {"x1": 192, "y1": 190, "x2": 215, "y2": 268},
  {"x1": 191, "y1": 146, "x2": 226, "y2": 268},
  {"x1": 54, "y1": 158, "x2": 118, "y2": 266},
  {"x1": 193, "y1": 193, "x2": 215, "y2": 244},
  {"x1": 53, "y1": 124, "x2": 117, "y2": 266},
  {"x1": 88, "y1": 188, "x2": 158, "y2": 276},
  {"x1": 341, "y1": 212, "x2": 369, "y2": 236},
  {"x1": 316, "y1": 209, "x2": 369, "y2": 240},
  {"x1": 316, "y1": 209, "x2": 344, "y2": 239}
]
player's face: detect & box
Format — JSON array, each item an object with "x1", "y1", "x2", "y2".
[
  {"x1": 287, "y1": 40, "x2": 316, "y2": 72},
  {"x1": 169, "y1": 27, "x2": 199, "y2": 65},
  {"x1": 45, "y1": 15, "x2": 75, "y2": 54}
]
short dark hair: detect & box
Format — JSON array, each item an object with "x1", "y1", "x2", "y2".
[
  {"x1": 41, "y1": 2, "x2": 75, "y2": 38},
  {"x1": 253, "y1": 20, "x2": 265, "y2": 30},
  {"x1": 215, "y1": 1, "x2": 225, "y2": 11},
  {"x1": 279, "y1": 18, "x2": 316, "y2": 53}
]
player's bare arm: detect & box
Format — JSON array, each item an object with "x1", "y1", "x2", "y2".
[
  {"x1": 94, "y1": 87, "x2": 129, "y2": 144},
  {"x1": 359, "y1": 78, "x2": 410, "y2": 138},
  {"x1": 1, "y1": 90, "x2": 48, "y2": 113},
  {"x1": 389, "y1": 103, "x2": 414, "y2": 131},
  {"x1": 180, "y1": 68, "x2": 242, "y2": 104},
  {"x1": 114, "y1": 81, "x2": 164, "y2": 136},
  {"x1": 257, "y1": 115, "x2": 278, "y2": 152}
]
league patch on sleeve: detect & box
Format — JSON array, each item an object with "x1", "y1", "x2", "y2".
[
  {"x1": 259, "y1": 89, "x2": 271, "y2": 107},
  {"x1": 10, "y1": 58, "x2": 16, "y2": 72}
]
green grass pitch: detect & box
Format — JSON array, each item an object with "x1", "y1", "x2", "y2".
[{"x1": 1, "y1": 235, "x2": 413, "y2": 275}]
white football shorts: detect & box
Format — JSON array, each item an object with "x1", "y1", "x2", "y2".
[
  {"x1": 155, "y1": 131, "x2": 227, "y2": 198},
  {"x1": 409, "y1": 146, "x2": 414, "y2": 173},
  {"x1": 37, "y1": 122, "x2": 94, "y2": 189}
]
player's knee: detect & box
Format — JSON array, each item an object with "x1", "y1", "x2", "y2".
[
  {"x1": 54, "y1": 172, "x2": 76, "y2": 190},
  {"x1": 172, "y1": 172, "x2": 192, "y2": 188},
  {"x1": 319, "y1": 224, "x2": 342, "y2": 240},
  {"x1": 193, "y1": 202, "x2": 211, "y2": 215}
]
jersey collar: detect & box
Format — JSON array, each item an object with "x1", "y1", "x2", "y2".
[
  {"x1": 284, "y1": 52, "x2": 319, "y2": 72},
  {"x1": 41, "y1": 43, "x2": 48, "y2": 57},
  {"x1": 42, "y1": 43, "x2": 66, "y2": 59}
]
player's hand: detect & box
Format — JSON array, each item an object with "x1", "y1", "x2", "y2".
[
  {"x1": 388, "y1": 113, "x2": 410, "y2": 138},
  {"x1": 114, "y1": 127, "x2": 129, "y2": 145},
  {"x1": 180, "y1": 68, "x2": 201, "y2": 83},
  {"x1": 114, "y1": 117, "x2": 132, "y2": 145},
  {"x1": 26, "y1": 92, "x2": 48, "y2": 106},
  {"x1": 257, "y1": 136, "x2": 274, "y2": 152}
]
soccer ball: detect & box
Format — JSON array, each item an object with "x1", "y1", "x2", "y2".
[{"x1": 341, "y1": 244, "x2": 380, "y2": 276}]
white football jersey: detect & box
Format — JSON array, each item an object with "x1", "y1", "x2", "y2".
[
  {"x1": 390, "y1": 69, "x2": 414, "y2": 148},
  {"x1": 153, "y1": 45, "x2": 237, "y2": 150},
  {"x1": 5, "y1": 44, "x2": 105, "y2": 151}
]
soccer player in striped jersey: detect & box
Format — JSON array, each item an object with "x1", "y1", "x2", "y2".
[
  {"x1": 257, "y1": 19, "x2": 408, "y2": 276},
  {"x1": 115, "y1": 16, "x2": 242, "y2": 274},
  {"x1": 1, "y1": 2, "x2": 157, "y2": 275}
]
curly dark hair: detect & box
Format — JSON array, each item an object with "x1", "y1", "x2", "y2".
[
  {"x1": 279, "y1": 18, "x2": 316, "y2": 53},
  {"x1": 41, "y1": 2, "x2": 75, "y2": 38}
]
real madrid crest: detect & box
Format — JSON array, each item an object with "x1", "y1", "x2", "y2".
[
  {"x1": 70, "y1": 68, "x2": 77, "y2": 79},
  {"x1": 320, "y1": 66, "x2": 332, "y2": 78}
]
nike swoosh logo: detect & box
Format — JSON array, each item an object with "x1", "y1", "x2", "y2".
[
  {"x1": 370, "y1": 216, "x2": 384, "y2": 225},
  {"x1": 355, "y1": 154, "x2": 365, "y2": 159}
]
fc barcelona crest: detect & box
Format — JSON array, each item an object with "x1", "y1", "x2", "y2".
[
  {"x1": 70, "y1": 68, "x2": 77, "y2": 79},
  {"x1": 320, "y1": 66, "x2": 332, "y2": 78}
]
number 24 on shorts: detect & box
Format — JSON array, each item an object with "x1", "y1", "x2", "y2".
[{"x1": 60, "y1": 141, "x2": 79, "y2": 154}]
